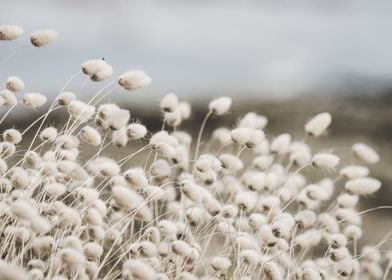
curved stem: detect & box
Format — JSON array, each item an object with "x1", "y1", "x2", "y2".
[
  {"x1": 0, "y1": 103, "x2": 18, "y2": 126},
  {"x1": 193, "y1": 111, "x2": 212, "y2": 164},
  {"x1": 0, "y1": 45, "x2": 25, "y2": 67}
]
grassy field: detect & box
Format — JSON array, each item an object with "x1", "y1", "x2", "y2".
[{"x1": 2, "y1": 92, "x2": 391, "y2": 246}]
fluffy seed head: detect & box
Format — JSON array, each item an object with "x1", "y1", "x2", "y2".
[
  {"x1": 0, "y1": 25, "x2": 23, "y2": 40},
  {"x1": 90, "y1": 63, "x2": 113, "y2": 81},
  {"x1": 30, "y1": 29, "x2": 58, "y2": 47},
  {"x1": 238, "y1": 112, "x2": 268, "y2": 129},
  {"x1": 305, "y1": 112, "x2": 332, "y2": 137},
  {"x1": 23, "y1": 93, "x2": 47, "y2": 108},
  {"x1": 340, "y1": 165, "x2": 369, "y2": 179},
  {"x1": 211, "y1": 257, "x2": 232, "y2": 272},
  {"x1": 160, "y1": 93, "x2": 178, "y2": 113},
  {"x1": 179, "y1": 101, "x2": 191, "y2": 119},
  {"x1": 0, "y1": 260, "x2": 27, "y2": 280},
  {"x1": 112, "y1": 185, "x2": 144, "y2": 210},
  {"x1": 112, "y1": 128, "x2": 128, "y2": 147},
  {"x1": 0, "y1": 89, "x2": 17, "y2": 106},
  {"x1": 248, "y1": 213, "x2": 267, "y2": 228},
  {"x1": 83, "y1": 242, "x2": 103, "y2": 259},
  {"x1": 337, "y1": 193, "x2": 359, "y2": 208},
  {"x1": 344, "y1": 224, "x2": 362, "y2": 240},
  {"x1": 67, "y1": 100, "x2": 96, "y2": 123},
  {"x1": 57, "y1": 91, "x2": 76, "y2": 106},
  {"x1": 345, "y1": 177, "x2": 381, "y2": 195},
  {"x1": 212, "y1": 127, "x2": 232, "y2": 145},
  {"x1": 235, "y1": 191, "x2": 257, "y2": 211},
  {"x1": 40, "y1": 127, "x2": 58, "y2": 142},
  {"x1": 6, "y1": 76, "x2": 24, "y2": 92},
  {"x1": 82, "y1": 59, "x2": 107, "y2": 75},
  {"x1": 352, "y1": 143, "x2": 379, "y2": 164},
  {"x1": 59, "y1": 248, "x2": 85, "y2": 267},
  {"x1": 271, "y1": 133, "x2": 291, "y2": 154},
  {"x1": 124, "y1": 168, "x2": 148, "y2": 189},
  {"x1": 44, "y1": 183, "x2": 66, "y2": 198},
  {"x1": 165, "y1": 110, "x2": 182, "y2": 127},
  {"x1": 79, "y1": 126, "x2": 102, "y2": 146},
  {"x1": 10, "y1": 200, "x2": 37, "y2": 221},
  {"x1": 209, "y1": 96, "x2": 232, "y2": 115},
  {"x1": 172, "y1": 240, "x2": 192, "y2": 257},
  {"x1": 123, "y1": 260, "x2": 156, "y2": 280},
  {"x1": 231, "y1": 128, "x2": 265, "y2": 148},
  {"x1": 127, "y1": 123, "x2": 147, "y2": 140},
  {"x1": 118, "y1": 70, "x2": 151, "y2": 91},
  {"x1": 312, "y1": 153, "x2": 340, "y2": 170},
  {"x1": 3, "y1": 129, "x2": 22, "y2": 144},
  {"x1": 219, "y1": 153, "x2": 244, "y2": 172}
]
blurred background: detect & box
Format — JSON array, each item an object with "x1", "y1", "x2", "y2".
[{"x1": 1, "y1": 0, "x2": 392, "y2": 244}]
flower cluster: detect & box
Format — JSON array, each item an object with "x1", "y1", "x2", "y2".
[{"x1": 0, "y1": 25, "x2": 390, "y2": 280}]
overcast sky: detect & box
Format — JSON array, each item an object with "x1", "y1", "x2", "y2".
[{"x1": 1, "y1": 0, "x2": 392, "y2": 102}]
